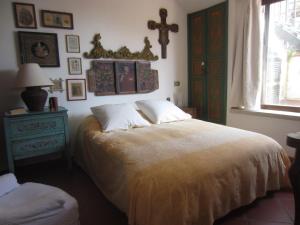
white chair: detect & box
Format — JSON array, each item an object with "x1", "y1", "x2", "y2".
[{"x1": 0, "y1": 174, "x2": 79, "y2": 225}]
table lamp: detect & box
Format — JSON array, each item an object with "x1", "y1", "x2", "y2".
[{"x1": 15, "y1": 63, "x2": 53, "y2": 111}]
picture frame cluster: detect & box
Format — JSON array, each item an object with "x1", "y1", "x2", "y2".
[
  {"x1": 13, "y1": 3, "x2": 74, "y2": 30},
  {"x1": 66, "y1": 35, "x2": 82, "y2": 76},
  {"x1": 13, "y1": 2, "x2": 159, "y2": 102},
  {"x1": 65, "y1": 34, "x2": 84, "y2": 101},
  {"x1": 13, "y1": 2, "x2": 86, "y2": 101}
]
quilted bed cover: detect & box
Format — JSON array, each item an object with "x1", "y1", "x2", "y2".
[{"x1": 75, "y1": 116, "x2": 290, "y2": 225}]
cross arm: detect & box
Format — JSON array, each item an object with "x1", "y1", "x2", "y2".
[
  {"x1": 148, "y1": 20, "x2": 160, "y2": 30},
  {"x1": 169, "y1": 24, "x2": 179, "y2": 33}
]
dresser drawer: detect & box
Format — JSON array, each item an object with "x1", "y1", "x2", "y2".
[
  {"x1": 12, "y1": 134, "x2": 66, "y2": 160},
  {"x1": 8, "y1": 116, "x2": 65, "y2": 139}
]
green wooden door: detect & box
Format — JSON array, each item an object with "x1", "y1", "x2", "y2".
[
  {"x1": 188, "y1": 10, "x2": 207, "y2": 120},
  {"x1": 188, "y1": 2, "x2": 227, "y2": 125}
]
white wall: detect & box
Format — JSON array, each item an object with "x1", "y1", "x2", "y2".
[
  {"x1": 176, "y1": 0, "x2": 225, "y2": 13},
  {"x1": 227, "y1": 112, "x2": 300, "y2": 156},
  {"x1": 226, "y1": 2, "x2": 300, "y2": 156},
  {"x1": 0, "y1": 0, "x2": 188, "y2": 168}
]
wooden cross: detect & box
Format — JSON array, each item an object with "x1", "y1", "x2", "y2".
[{"x1": 148, "y1": 8, "x2": 179, "y2": 59}]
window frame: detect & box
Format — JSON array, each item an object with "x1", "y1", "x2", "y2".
[
  {"x1": 261, "y1": 104, "x2": 300, "y2": 112},
  {"x1": 261, "y1": 1, "x2": 300, "y2": 112}
]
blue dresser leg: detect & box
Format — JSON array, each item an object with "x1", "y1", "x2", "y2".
[{"x1": 7, "y1": 156, "x2": 15, "y2": 173}]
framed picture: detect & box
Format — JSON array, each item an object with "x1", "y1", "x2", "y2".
[
  {"x1": 115, "y1": 61, "x2": 136, "y2": 94},
  {"x1": 66, "y1": 35, "x2": 80, "y2": 53},
  {"x1": 68, "y1": 58, "x2": 82, "y2": 75},
  {"x1": 41, "y1": 10, "x2": 73, "y2": 29},
  {"x1": 87, "y1": 61, "x2": 116, "y2": 96},
  {"x1": 13, "y1": 2, "x2": 37, "y2": 29},
  {"x1": 49, "y1": 78, "x2": 64, "y2": 93},
  {"x1": 66, "y1": 79, "x2": 87, "y2": 101},
  {"x1": 18, "y1": 31, "x2": 60, "y2": 67}
]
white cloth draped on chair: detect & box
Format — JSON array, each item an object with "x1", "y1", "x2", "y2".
[
  {"x1": 228, "y1": 0, "x2": 262, "y2": 109},
  {"x1": 0, "y1": 174, "x2": 79, "y2": 225}
]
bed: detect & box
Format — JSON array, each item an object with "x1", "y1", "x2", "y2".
[{"x1": 75, "y1": 115, "x2": 290, "y2": 225}]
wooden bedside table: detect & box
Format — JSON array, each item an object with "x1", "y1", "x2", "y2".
[
  {"x1": 287, "y1": 132, "x2": 300, "y2": 225},
  {"x1": 4, "y1": 107, "x2": 71, "y2": 173},
  {"x1": 180, "y1": 107, "x2": 197, "y2": 118}
]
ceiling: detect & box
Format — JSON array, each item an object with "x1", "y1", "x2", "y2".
[{"x1": 176, "y1": 0, "x2": 225, "y2": 13}]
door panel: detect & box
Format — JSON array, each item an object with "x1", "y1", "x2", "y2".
[
  {"x1": 191, "y1": 13, "x2": 205, "y2": 58},
  {"x1": 207, "y1": 75, "x2": 223, "y2": 123},
  {"x1": 190, "y1": 12, "x2": 206, "y2": 77},
  {"x1": 192, "y1": 60, "x2": 205, "y2": 76},
  {"x1": 207, "y1": 5, "x2": 226, "y2": 59},
  {"x1": 189, "y1": 11, "x2": 207, "y2": 119},
  {"x1": 188, "y1": 2, "x2": 227, "y2": 124},
  {"x1": 206, "y1": 3, "x2": 227, "y2": 124},
  {"x1": 206, "y1": 60, "x2": 225, "y2": 123},
  {"x1": 191, "y1": 78, "x2": 206, "y2": 119},
  {"x1": 207, "y1": 60, "x2": 224, "y2": 77}
]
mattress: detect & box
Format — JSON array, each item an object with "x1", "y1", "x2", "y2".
[{"x1": 75, "y1": 115, "x2": 290, "y2": 225}]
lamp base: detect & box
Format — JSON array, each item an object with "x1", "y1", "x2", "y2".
[{"x1": 21, "y1": 87, "x2": 48, "y2": 111}]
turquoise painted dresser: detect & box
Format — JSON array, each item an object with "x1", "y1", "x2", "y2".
[{"x1": 4, "y1": 107, "x2": 71, "y2": 173}]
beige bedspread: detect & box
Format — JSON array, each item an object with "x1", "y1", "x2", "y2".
[{"x1": 75, "y1": 116, "x2": 290, "y2": 225}]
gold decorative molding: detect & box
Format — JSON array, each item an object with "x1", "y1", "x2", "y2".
[{"x1": 83, "y1": 33, "x2": 159, "y2": 61}]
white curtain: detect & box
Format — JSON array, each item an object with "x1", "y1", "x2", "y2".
[{"x1": 228, "y1": 0, "x2": 262, "y2": 109}]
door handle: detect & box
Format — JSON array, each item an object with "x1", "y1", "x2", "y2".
[{"x1": 201, "y1": 61, "x2": 206, "y2": 73}]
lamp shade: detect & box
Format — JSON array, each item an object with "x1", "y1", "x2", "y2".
[{"x1": 15, "y1": 63, "x2": 53, "y2": 88}]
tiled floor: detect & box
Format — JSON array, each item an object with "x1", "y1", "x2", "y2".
[
  {"x1": 215, "y1": 191, "x2": 294, "y2": 225},
  {"x1": 15, "y1": 160, "x2": 295, "y2": 225}
]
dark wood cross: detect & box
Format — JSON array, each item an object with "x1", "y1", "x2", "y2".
[{"x1": 148, "y1": 8, "x2": 179, "y2": 59}]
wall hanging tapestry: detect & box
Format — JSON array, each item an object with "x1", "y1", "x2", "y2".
[{"x1": 87, "y1": 60, "x2": 158, "y2": 96}]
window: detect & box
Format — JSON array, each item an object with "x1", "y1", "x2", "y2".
[{"x1": 262, "y1": 0, "x2": 300, "y2": 112}]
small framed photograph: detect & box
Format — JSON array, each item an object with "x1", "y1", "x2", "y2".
[
  {"x1": 66, "y1": 35, "x2": 80, "y2": 53},
  {"x1": 18, "y1": 31, "x2": 60, "y2": 67},
  {"x1": 115, "y1": 61, "x2": 136, "y2": 94},
  {"x1": 13, "y1": 2, "x2": 37, "y2": 29},
  {"x1": 66, "y1": 79, "x2": 87, "y2": 101},
  {"x1": 41, "y1": 10, "x2": 73, "y2": 29},
  {"x1": 49, "y1": 78, "x2": 64, "y2": 93},
  {"x1": 68, "y1": 58, "x2": 82, "y2": 75}
]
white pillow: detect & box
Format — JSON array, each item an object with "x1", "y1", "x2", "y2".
[
  {"x1": 136, "y1": 100, "x2": 192, "y2": 124},
  {"x1": 91, "y1": 103, "x2": 151, "y2": 132}
]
